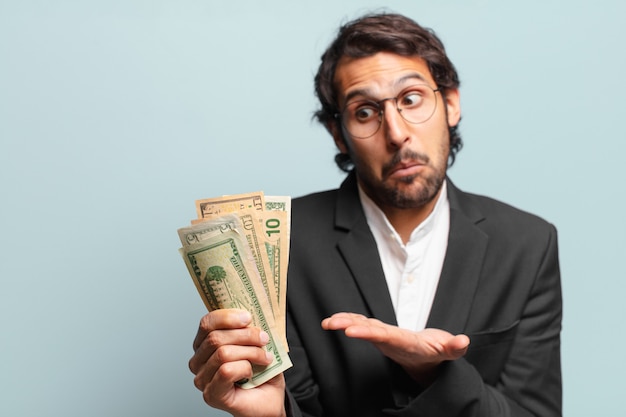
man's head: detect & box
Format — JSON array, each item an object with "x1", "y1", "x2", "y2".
[{"x1": 314, "y1": 12, "x2": 462, "y2": 173}]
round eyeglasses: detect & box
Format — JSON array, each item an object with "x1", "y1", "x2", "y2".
[{"x1": 336, "y1": 84, "x2": 440, "y2": 139}]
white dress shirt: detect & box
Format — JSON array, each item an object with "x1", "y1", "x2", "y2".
[{"x1": 358, "y1": 181, "x2": 450, "y2": 331}]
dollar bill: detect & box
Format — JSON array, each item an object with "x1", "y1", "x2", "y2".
[
  {"x1": 193, "y1": 193, "x2": 281, "y2": 323},
  {"x1": 254, "y1": 208, "x2": 289, "y2": 349},
  {"x1": 264, "y1": 197, "x2": 291, "y2": 313},
  {"x1": 177, "y1": 214, "x2": 239, "y2": 246},
  {"x1": 265, "y1": 195, "x2": 291, "y2": 214},
  {"x1": 179, "y1": 229, "x2": 291, "y2": 388},
  {"x1": 180, "y1": 211, "x2": 280, "y2": 330},
  {"x1": 195, "y1": 191, "x2": 265, "y2": 220}
]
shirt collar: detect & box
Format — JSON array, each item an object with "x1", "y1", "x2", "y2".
[{"x1": 358, "y1": 180, "x2": 449, "y2": 246}]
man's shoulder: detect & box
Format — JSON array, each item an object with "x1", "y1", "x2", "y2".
[
  {"x1": 293, "y1": 188, "x2": 339, "y2": 205},
  {"x1": 450, "y1": 183, "x2": 556, "y2": 235},
  {"x1": 291, "y1": 188, "x2": 340, "y2": 221}
]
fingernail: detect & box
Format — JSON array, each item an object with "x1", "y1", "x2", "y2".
[
  {"x1": 265, "y1": 351, "x2": 274, "y2": 362},
  {"x1": 259, "y1": 331, "x2": 269, "y2": 344},
  {"x1": 238, "y1": 311, "x2": 251, "y2": 325}
]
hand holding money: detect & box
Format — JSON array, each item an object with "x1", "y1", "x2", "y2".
[
  {"x1": 188, "y1": 308, "x2": 288, "y2": 417},
  {"x1": 178, "y1": 191, "x2": 292, "y2": 388}
]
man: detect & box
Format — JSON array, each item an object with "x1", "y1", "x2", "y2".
[{"x1": 189, "y1": 12, "x2": 562, "y2": 417}]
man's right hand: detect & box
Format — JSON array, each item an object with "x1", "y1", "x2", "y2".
[{"x1": 189, "y1": 309, "x2": 287, "y2": 417}]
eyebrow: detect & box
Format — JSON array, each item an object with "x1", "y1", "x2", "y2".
[{"x1": 342, "y1": 73, "x2": 429, "y2": 105}]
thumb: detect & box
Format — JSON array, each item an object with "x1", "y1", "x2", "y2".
[{"x1": 446, "y1": 334, "x2": 470, "y2": 359}]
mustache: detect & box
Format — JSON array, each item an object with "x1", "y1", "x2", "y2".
[{"x1": 382, "y1": 149, "x2": 430, "y2": 177}]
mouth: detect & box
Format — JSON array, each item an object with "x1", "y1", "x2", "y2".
[{"x1": 386, "y1": 160, "x2": 425, "y2": 179}]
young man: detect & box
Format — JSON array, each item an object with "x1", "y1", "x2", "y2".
[{"x1": 189, "y1": 13, "x2": 562, "y2": 417}]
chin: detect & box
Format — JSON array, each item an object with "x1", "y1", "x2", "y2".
[{"x1": 387, "y1": 176, "x2": 444, "y2": 208}]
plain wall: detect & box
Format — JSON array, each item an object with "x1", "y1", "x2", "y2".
[{"x1": 1, "y1": 1, "x2": 624, "y2": 416}]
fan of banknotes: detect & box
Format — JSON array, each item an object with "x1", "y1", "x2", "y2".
[{"x1": 177, "y1": 192, "x2": 292, "y2": 388}]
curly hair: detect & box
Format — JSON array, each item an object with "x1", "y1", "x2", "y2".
[{"x1": 314, "y1": 12, "x2": 463, "y2": 172}]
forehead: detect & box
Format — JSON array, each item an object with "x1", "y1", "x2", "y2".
[{"x1": 334, "y1": 52, "x2": 435, "y2": 105}]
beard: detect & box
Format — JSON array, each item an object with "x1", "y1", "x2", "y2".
[{"x1": 356, "y1": 147, "x2": 448, "y2": 210}]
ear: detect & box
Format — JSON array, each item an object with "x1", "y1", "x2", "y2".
[
  {"x1": 444, "y1": 88, "x2": 461, "y2": 127},
  {"x1": 328, "y1": 121, "x2": 349, "y2": 154}
]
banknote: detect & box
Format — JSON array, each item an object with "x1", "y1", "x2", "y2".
[
  {"x1": 252, "y1": 209, "x2": 289, "y2": 349},
  {"x1": 193, "y1": 193, "x2": 282, "y2": 321},
  {"x1": 195, "y1": 191, "x2": 264, "y2": 220},
  {"x1": 179, "y1": 229, "x2": 291, "y2": 388},
  {"x1": 264, "y1": 196, "x2": 291, "y2": 306},
  {"x1": 265, "y1": 195, "x2": 291, "y2": 214},
  {"x1": 177, "y1": 213, "x2": 239, "y2": 246},
  {"x1": 260, "y1": 210, "x2": 288, "y2": 330},
  {"x1": 180, "y1": 211, "x2": 280, "y2": 327}
]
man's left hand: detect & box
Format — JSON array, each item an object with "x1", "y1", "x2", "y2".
[{"x1": 321, "y1": 312, "x2": 470, "y2": 386}]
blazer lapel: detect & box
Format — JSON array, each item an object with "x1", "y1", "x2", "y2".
[
  {"x1": 334, "y1": 173, "x2": 397, "y2": 326},
  {"x1": 426, "y1": 180, "x2": 489, "y2": 334}
]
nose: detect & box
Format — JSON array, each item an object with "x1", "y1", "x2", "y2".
[{"x1": 380, "y1": 99, "x2": 410, "y2": 148}]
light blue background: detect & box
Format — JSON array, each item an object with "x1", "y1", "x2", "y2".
[{"x1": 1, "y1": 1, "x2": 623, "y2": 416}]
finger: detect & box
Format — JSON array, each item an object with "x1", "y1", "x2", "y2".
[
  {"x1": 190, "y1": 327, "x2": 269, "y2": 374},
  {"x1": 321, "y1": 316, "x2": 354, "y2": 330},
  {"x1": 416, "y1": 331, "x2": 469, "y2": 361},
  {"x1": 194, "y1": 344, "x2": 273, "y2": 391},
  {"x1": 343, "y1": 323, "x2": 394, "y2": 341},
  {"x1": 329, "y1": 312, "x2": 368, "y2": 319},
  {"x1": 443, "y1": 334, "x2": 470, "y2": 359},
  {"x1": 193, "y1": 309, "x2": 252, "y2": 351},
  {"x1": 321, "y1": 312, "x2": 375, "y2": 330},
  {"x1": 202, "y1": 359, "x2": 254, "y2": 406}
]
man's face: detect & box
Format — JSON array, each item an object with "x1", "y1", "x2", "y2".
[{"x1": 331, "y1": 52, "x2": 461, "y2": 211}]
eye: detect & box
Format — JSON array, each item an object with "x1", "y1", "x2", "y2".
[
  {"x1": 351, "y1": 103, "x2": 378, "y2": 123},
  {"x1": 399, "y1": 90, "x2": 424, "y2": 108}
]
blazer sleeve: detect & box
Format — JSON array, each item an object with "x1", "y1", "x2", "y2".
[{"x1": 385, "y1": 224, "x2": 562, "y2": 417}]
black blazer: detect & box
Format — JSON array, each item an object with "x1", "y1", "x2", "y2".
[{"x1": 284, "y1": 173, "x2": 562, "y2": 417}]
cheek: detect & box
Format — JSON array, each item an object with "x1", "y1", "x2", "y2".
[
  {"x1": 425, "y1": 116, "x2": 451, "y2": 154},
  {"x1": 434, "y1": 131, "x2": 451, "y2": 167},
  {"x1": 349, "y1": 142, "x2": 384, "y2": 167}
]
